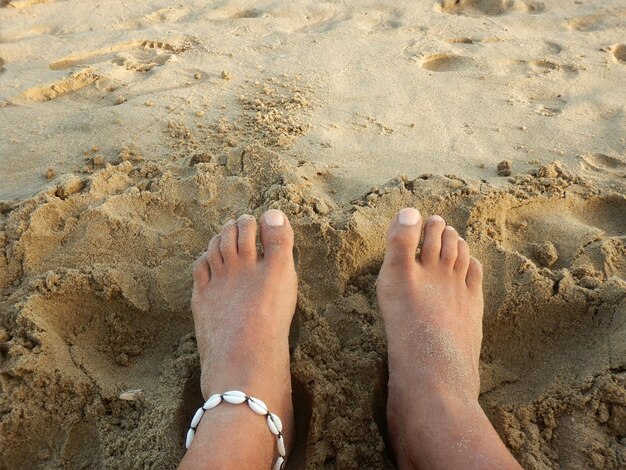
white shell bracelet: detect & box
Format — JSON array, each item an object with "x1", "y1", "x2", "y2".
[{"x1": 185, "y1": 390, "x2": 286, "y2": 470}]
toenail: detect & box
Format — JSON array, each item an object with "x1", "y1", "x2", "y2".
[
  {"x1": 445, "y1": 226, "x2": 456, "y2": 232},
  {"x1": 398, "y1": 208, "x2": 420, "y2": 226},
  {"x1": 223, "y1": 219, "x2": 236, "y2": 227},
  {"x1": 429, "y1": 215, "x2": 445, "y2": 223},
  {"x1": 263, "y1": 210, "x2": 284, "y2": 226},
  {"x1": 238, "y1": 214, "x2": 254, "y2": 222}
]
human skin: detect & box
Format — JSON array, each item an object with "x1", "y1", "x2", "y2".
[
  {"x1": 377, "y1": 208, "x2": 522, "y2": 470},
  {"x1": 179, "y1": 208, "x2": 521, "y2": 470}
]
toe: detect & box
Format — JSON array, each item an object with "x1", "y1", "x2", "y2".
[
  {"x1": 259, "y1": 209, "x2": 294, "y2": 264},
  {"x1": 466, "y1": 257, "x2": 484, "y2": 291},
  {"x1": 419, "y1": 215, "x2": 446, "y2": 265},
  {"x1": 454, "y1": 238, "x2": 470, "y2": 276},
  {"x1": 219, "y1": 220, "x2": 238, "y2": 261},
  {"x1": 383, "y1": 208, "x2": 423, "y2": 267},
  {"x1": 440, "y1": 226, "x2": 459, "y2": 268},
  {"x1": 237, "y1": 214, "x2": 258, "y2": 260},
  {"x1": 192, "y1": 253, "x2": 210, "y2": 287},
  {"x1": 207, "y1": 235, "x2": 223, "y2": 271}
]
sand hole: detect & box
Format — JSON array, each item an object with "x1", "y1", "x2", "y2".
[
  {"x1": 20, "y1": 278, "x2": 190, "y2": 395},
  {"x1": 499, "y1": 195, "x2": 626, "y2": 270},
  {"x1": 420, "y1": 53, "x2": 472, "y2": 72},
  {"x1": 483, "y1": 284, "x2": 622, "y2": 402},
  {"x1": 289, "y1": 377, "x2": 314, "y2": 468},
  {"x1": 179, "y1": 367, "x2": 204, "y2": 440},
  {"x1": 611, "y1": 44, "x2": 626, "y2": 63}
]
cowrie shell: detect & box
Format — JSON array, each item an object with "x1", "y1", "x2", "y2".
[
  {"x1": 277, "y1": 434, "x2": 286, "y2": 457},
  {"x1": 268, "y1": 413, "x2": 283, "y2": 433},
  {"x1": 185, "y1": 428, "x2": 195, "y2": 449},
  {"x1": 274, "y1": 456, "x2": 285, "y2": 470},
  {"x1": 248, "y1": 397, "x2": 268, "y2": 415},
  {"x1": 267, "y1": 414, "x2": 280, "y2": 435},
  {"x1": 190, "y1": 407, "x2": 204, "y2": 428},
  {"x1": 203, "y1": 394, "x2": 222, "y2": 410},
  {"x1": 223, "y1": 390, "x2": 247, "y2": 404},
  {"x1": 119, "y1": 389, "x2": 143, "y2": 401}
]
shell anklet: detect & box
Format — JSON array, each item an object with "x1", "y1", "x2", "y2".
[{"x1": 185, "y1": 390, "x2": 286, "y2": 470}]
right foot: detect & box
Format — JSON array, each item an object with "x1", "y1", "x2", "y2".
[{"x1": 377, "y1": 208, "x2": 488, "y2": 468}]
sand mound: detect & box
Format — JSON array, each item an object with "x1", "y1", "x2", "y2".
[{"x1": 1, "y1": 142, "x2": 624, "y2": 468}]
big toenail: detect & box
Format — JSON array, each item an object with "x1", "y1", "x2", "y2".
[
  {"x1": 399, "y1": 208, "x2": 420, "y2": 226},
  {"x1": 264, "y1": 210, "x2": 284, "y2": 226}
]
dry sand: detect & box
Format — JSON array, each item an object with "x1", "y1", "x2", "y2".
[{"x1": 0, "y1": 0, "x2": 625, "y2": 469}]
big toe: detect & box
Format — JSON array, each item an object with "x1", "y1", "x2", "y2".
[
  {"x1": 260, "y1": 209, "x2": 294, "y2": 264},
  {"x1": 383, "y1": 208, "x2": 423, "y2": 267}
]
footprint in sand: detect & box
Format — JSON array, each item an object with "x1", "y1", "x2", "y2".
[
  {"x1": 14, "y1": 67, "x2": 99, "y2": 102},
  {"x1": 420, "y1": 53, "x2": 473, "y2": 72},
  {"x1": 580, "y1": 153, "x2": 626, "y2": 175},
  {"x1": 566, "y1": 14, "x2": 605, "y2": 32},
  {"x1": 610, "y1": 44, "x2": 626, "y2": 64},
  {"x1": 445, "y1": 37, "x2": 475, "y2": 44},
  {"x1": 1, "y1": 0, "x2": 51, "y2": 8},
  {"x1": 506, "y1": 59, "x2": 579, "y2": 79},
  {"x1": 231, "y1": 8, "x2": 264, "y2": 19},
  {"x1": 517, "y1": 89, "x2": 566, "y2": 117},
  {"x1": 543, "y1": 41, "x2": 563, "y2": 55},
  {"x1": 143, "y1": 5, "x2": 192, "y2": 23},
  {"x1": 530, "y1": 60, "x2": 578, "y2": 75},
  {"x1": 49, "y1": 39, "x2": 191, "y2": 72},
  {"x1": 579, "y1": 154, "x2": 626, "y2": 192},
  {"x1": 438, "y1": 0, "x2": 545, "y2": 16},
  {"x1": 113, "y1": 41, "x2": 181, "y2": 73}
]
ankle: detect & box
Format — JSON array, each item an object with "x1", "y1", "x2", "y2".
[
  {"x1": 394, "y1": 391, "x2": 491, "y2": 465},
  {"x1": 390, "y1": 383, "x2": 481, "y2": 437},
  {"x1": 184, "y1": 405, "x2": 283, "y2": 470},
  {"x1": 200, "y1": 373, "x2": 293, "y2": 424}
]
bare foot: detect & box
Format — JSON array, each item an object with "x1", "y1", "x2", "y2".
[
  {"x1": 377, "y1": 208, "x2": 520, "y2": 470},
  {"x1": 183, "y1": 210, "x2": 297, "y2": 469}
]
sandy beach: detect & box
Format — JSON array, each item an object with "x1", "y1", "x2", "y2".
[{"x1": 1, "y1": 0, "x2": 625, "y2": 468}]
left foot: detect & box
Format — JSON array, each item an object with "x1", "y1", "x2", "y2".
[{"x1": 189, "y1": 210, "x2": 298, "y2": 458}]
